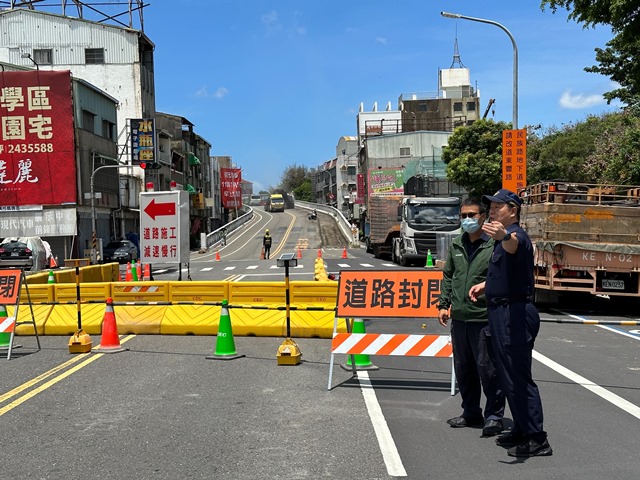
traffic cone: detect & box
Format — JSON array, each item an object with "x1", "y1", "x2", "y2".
[
  {"x1": 260, "y1": 247, "x2": 264, "y2": 260},
  {"x1": 206, "y1": 300, "x2": 244, "y2": 360},
  {"x1": 297, "y1": 248, "x2": 302, "y2": 259},
  {"x1": 95, "y1": 298, "x2": 127, "y2": 353},
  {"x1": 143, "y1": 263, "x2": 151, "y2": 281},
  {"x1": 131, "y1": 261, "x2": 138, "y2": 281},
  {"x1": 47, "y1": 270, "x2": 55, "y2": 284},
  {"x1": 0, "y1": 304, "x2": 12, "y2": 349},
  {"x1": 49, "y1": 255, "x2": 58, "y2": 268},
  {"x1": 317, "y1": 249, "x2": 322, "y2": 259},
  {"x1": 342, "y1": 318, "x2": 378, "y2": 371},
  {"x1": 125, "y1": 262, "x2": 133, "y2": 282},
  {"x1": 425, "y1": 249, "x2": 434, "y2": 268},
  {"x1": 342, "y1": 247, "x2": 348, "y2": 259},
  {"x1": 136, "y1": 259, "x2": 142, "y2": 280},
  {"x1": 216, "y1": 250, "x2": 221, "y2": 261}
]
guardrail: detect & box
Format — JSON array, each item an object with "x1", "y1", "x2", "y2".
[
  {"x1": 200, "y1": 205, "x2": 253, "y2": 251},
  {"x1": 295, "y1": 200, "x2": 353, "y2": 244}
]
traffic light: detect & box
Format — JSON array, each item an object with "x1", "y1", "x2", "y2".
[{"x1": 140, "y1": 162, "x2": 161, "y2": 170}]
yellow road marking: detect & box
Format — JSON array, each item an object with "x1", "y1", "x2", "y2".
[{"x1": 0, "y1": 334, "x2": 136, "y2": 417}]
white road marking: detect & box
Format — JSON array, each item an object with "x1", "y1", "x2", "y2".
[
  {"x1": 357, "y1": 371, "x2": 407, "y2": 477},
  {"x1": 533, "y1": 350, "x2": 640, "y2": 420},
  {"x1": 337, "y1": 263, "x2": 350, "y2": 268},
  {"x1": 359, "y1": 263, "x2": 374, "y2": 267},
  {"x1": 201, "y1": 267, "x2": 213, "y2": 272},
  {"x1": 381, "y1": 263, "x2": 395, "y2": 267},
  {"x1": 246, "y1": 265, "x2": 258, "y2": 270},
  {"x1": 223, "y1": 266, "x2": 236, "y2": 271}
]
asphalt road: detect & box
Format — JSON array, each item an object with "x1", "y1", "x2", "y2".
[{"x1": 3, "y1": 209, "x2": 640, "y2": 479}]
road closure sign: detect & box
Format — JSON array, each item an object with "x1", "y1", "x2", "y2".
[
  {"x1": 337, "y1": 269, "x2": 443, "y2": 318},
  {"x1": 139, "y1": 191, "x2": 189, "y2": 264}
]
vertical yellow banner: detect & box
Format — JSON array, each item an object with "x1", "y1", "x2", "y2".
[{"x1": 502, "y1": 129, "x2": 527, "y2": 192}]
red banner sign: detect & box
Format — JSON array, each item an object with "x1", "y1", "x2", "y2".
[
  {"x1": 0, "y1": 70, "x2": 76, "y2": 206},
  {"x1": 220, "y1": 168, "x2": 242, "y2": 208}
]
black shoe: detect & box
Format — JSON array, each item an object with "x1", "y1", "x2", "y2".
[
  {"x1": 447, "y1": 416, "x2": 484, "y2": 428},
  {"x1": 507, "y1": 438, "x2": 553, "y2": 457},
  {"x1": 482, "y1": 419, "x2": 503, "y2": 437},
  {"x1": 495, "y1": 432, "x2": 525, "y2": 448}
]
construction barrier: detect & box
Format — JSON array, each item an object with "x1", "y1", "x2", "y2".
[
  {"x1": 163, "y1": 281, "x2": 228, "y2": 335},
  {"x1": 327, "y1": 269, "x2": 455, "y2": 393}
]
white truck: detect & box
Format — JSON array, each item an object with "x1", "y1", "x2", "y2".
[{"x1": 365, "y1": 195, "x2": 460, "y2": 265}]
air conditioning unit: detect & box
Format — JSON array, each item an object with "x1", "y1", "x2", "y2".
[
  {"x1": 340, "y1": 164, "x2": 347, "y2": 170},
  {"x1": 341, "y1": 182, "x2": 348, "y2": 188}
]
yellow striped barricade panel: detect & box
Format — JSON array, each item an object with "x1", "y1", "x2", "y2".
[
  {"x1": 110, "y1": 282, "x2": 170, "y2": 334},
  {"x1": 42, "y1": 282, "x2": 113, "y2": 335},
  {"x1": 228, "y1": 282, "x2": 287, "y2": 336},
  {"x1": 162, "y1": 281, "x2": 229, "y2": 335}
]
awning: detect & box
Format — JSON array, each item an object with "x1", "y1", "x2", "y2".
[
  {"x1": 185, "y1": 184, "x2": 197, "y2": 194},
  {"x1": 188, "y1": 153, "x2": 201, "y2": 166}
]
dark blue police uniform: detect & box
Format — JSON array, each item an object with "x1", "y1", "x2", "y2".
[{"x1": 484, "y1": 222, "x2": 547, "y2": 443}]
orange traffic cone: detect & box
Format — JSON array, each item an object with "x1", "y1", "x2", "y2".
[
  {"x1": 136, "y1": 259, "x2": 142, "y2": 279},
  {"x1": 317, "y1": 249, "x2": 322, "y2": 259},
  {"x1": 215, "y1": 250, "x2": 221, "y2": 262},
  {"x1": 95, "y1": 298, "x2": 127, "y2": 353},
  {"x1": 49, "y1": 255, "x2": 58, "y2": 268},
  {"x1": 143, "y1": 263, "x2": 151, "y2": 281},
  {"x1": 342, "y1": 247, "x2": 348, "y2": 259},
  {"x1": 260, "y1": 247, "x2": 265, "y2": 260},
  {"x1": 297, "y1": 248, "x2": 302, "y2": 259},
  {"x1": 125, "y1": 262, "x2": 133, "y2": 282}
]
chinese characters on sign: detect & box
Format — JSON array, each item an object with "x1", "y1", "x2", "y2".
[
  {"x1": 0, "y1": 71, "x2": 76, "y2": 206},
  {"x1": 139, "y1": 191, "x2": 190, "y2": 264},
  {"x1": 368, "y1": 168, "x2": 404, "y2": 195},
  {"x1": 220, "y1": 168, "x2": 242, "y2": 209},
  {"x1": 130, "y1": 118, "x2": 156, "y2": 165},
  {"x1": 502, "y1": 129, "x2": 527, "y2": 192},
  {"x1": 337, "y1": 270, "x2": 443, "y2": 318},
  {"x1": 355, "y1": 173, "x2": 365, "y2": 204},
  {"x1": 0, "y1": 269, "x2": 21, "y2": 305}
]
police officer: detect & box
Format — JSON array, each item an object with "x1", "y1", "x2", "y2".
[
  {"x1": 263, "y1": 229, "x2": 272, "y2": 259},
  {"x1": 469, "y1": 189, "x2": 552, "y2": 458}
]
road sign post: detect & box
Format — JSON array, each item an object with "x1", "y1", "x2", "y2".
[{"x1": 139, "y1": 191, "x2": 190, "y2": 280}]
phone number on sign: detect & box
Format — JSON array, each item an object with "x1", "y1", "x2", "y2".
[{"x1": 1, "y1": 143, "x2": 54, "y2": 154}]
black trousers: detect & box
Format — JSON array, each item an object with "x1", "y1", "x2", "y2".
[
  {"x1": 264, "y1": 246, "x2": 271, "y2": 259},
  {"x1": 451, "y1": 320, "x2": 505, "y2": 421},
  {"x1": 488, "y1": 302, "x2": 546, "y2": 440}
]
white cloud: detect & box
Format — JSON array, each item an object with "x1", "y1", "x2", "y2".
[
  {"x1": 195, "y1": 86, "x2": 228, "y2": 99},
  {"x1": 559, "y1": 90, "x2": 605, "y2": 109},
  {"x1": 262, "y1": 10, "x2": 281, "y2": 34},
  {"x1": 375, "y1": 37, "x2": 388, "y2": 45}
]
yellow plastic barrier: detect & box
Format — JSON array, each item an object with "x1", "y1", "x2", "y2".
[
  {"x1": 43, "y1": 282, "x2": 113, "y2": 335},
  {"x1": 110, "y1": 281, "x2": 170, "y2": 334},
  {"x1": 161, "y1": 281, "x2": 229, "y2": 335},
  {"x1": 14, "y1": 284, "x2": 55, "y2": 335},
  {"x1": 228, "y1": 282, "x2": 286, "y2": 336}
]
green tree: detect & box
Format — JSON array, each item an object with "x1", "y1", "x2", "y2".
[
  {"x1": 443, "y1": 119, "x2": 510, "y2": 195},
  {"x1": 541, "y1": 0, "x2": 640, "y2": 109},
  {"x1": 279, "y1": 164, "x2": 309, "y2": 193},
  {"x1": 292, "y1": 179, "x2": 313, "y2": 202}
]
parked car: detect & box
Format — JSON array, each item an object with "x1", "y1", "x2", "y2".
[
  {"x1": 102, "y1": 240, "x2": 138, "y2": 264},
  {"x1": 0, "y1": 236, "x2": 48, "y2": 271}
]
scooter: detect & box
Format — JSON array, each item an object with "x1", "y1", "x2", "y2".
[{"x1": 308, "y1": 211, "x2": 317, "y2": 220}]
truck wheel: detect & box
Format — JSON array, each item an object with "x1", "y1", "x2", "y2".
[{"x1": 399, "y1": 254, "x2": 407, "y2": 267}]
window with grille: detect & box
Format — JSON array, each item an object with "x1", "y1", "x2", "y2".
[
  {"x1": 453, "y1": 102, "x2": 463, "y2": 112},
  {"x1": 466, "y1": 101, "x2": 476, "y2": 111},
  {"x1": 400, "y1": 147, "x2": 411, "y2": 157},
  {"x1": 33, "y1": 49, "x2": 52, "y2": 65},
  {"x1": 85, "y1": 48, "x2": 105, "y2": 64}
]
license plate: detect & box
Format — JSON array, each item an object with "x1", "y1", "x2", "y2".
[
  {"x1": 11, "y1": 252, "x2": 19, "y2": 256},
  {"x1": 602, "y1": 279, "x2": 624, "y2": 290}
]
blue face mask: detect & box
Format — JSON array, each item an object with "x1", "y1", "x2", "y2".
[{"x1": 461, "y1": 217, "x2": 481, "y2": 234}]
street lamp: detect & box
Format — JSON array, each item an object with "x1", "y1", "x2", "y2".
[
  {"x1": 441, "y1": 11, "x2": 518, "y2": 129},
  {"x1": 20, "y1": 52, "x2": 39, "y2": 71}
]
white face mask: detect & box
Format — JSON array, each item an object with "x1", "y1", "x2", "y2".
[{"x1": 461, "y1": 217, "x2": 481, "y2": 233}]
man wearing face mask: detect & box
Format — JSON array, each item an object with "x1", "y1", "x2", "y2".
[{"x1": 437, "y1": 197, "x2": 505, "y2": 437}]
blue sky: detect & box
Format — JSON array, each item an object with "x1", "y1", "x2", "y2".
[{"x1": 141, "y1": 1, "x2": 619, "y2": 192}]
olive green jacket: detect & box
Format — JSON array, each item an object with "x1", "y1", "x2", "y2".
[{"x1": 437, "y1": 233, "x2": 494, "y2": 322}]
